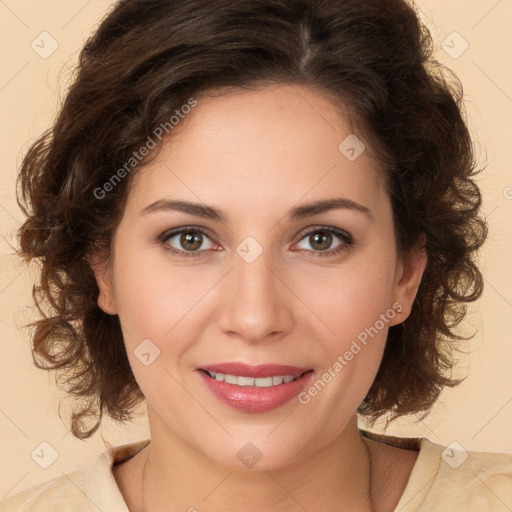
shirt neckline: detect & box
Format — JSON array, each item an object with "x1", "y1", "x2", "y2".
[{"x1": 95, "y1": 430, "x2": 438, "y2": 511}]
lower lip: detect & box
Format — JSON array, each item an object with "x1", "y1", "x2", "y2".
[{"x1": 198, "y1": 370, "x2": 314, "y2": 412}]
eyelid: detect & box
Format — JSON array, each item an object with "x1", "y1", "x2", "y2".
[
  {"x1": 291, "y1": 225, "x2": 353, "y2": 256},
  {"x1": 295, "y1": 225, "x2": 353, "y2": 244},
  {"x1": 158, "y1": 225, "x2": 219, "y2": 258},
  {"x1": 158, "y1": 225, "x2": 216, "y2": 242}
]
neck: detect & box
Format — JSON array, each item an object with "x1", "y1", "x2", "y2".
[{"x1": 140, "y1": 415, "x2": 375, "y2": 512}]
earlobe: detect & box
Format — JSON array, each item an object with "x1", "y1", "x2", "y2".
[
  {"x1": 86, "y1": 252, "x2": 118, "y2": 315},
  {"x1": 389, "y1": 234, "x2": 428, "y2": 326}
]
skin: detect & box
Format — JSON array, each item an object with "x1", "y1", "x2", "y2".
[{"x1": 91, "y1": 83, "x2": 427, "y2": 512}]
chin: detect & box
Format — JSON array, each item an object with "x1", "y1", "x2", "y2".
[{"x1": 186, "y1": 425, "x2": 318, "y2": 473}]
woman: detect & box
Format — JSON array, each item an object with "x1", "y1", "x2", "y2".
[{"x1": 2, "y1": 0, "x2": 511, "y2": 510}]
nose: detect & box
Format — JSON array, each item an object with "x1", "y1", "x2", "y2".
[{"x1": 217, "y1": 247, "x2": 294, "y2": 343}]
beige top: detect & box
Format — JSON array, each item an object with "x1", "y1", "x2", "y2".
[{"x1": 1, "y1": 431, "x2": 511, "y2": 511}]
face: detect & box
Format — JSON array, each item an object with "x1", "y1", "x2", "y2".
[{"x1": 92, "y1": 84, "x2": 426, "y2": 470}]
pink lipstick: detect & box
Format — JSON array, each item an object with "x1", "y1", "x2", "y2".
[{"x1": 197, "y1": 362, "x2": 314, "y2": 412}]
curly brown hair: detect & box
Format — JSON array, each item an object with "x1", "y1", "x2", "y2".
[{"x1": 15, "y1": 0, "x2": 487, "y2": 439}]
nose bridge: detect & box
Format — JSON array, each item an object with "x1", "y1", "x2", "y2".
[{"x1": 218, "y1": 243, "x2": 292, "y2": 341}]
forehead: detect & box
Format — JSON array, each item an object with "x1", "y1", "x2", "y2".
[{"x1": 127, "y1": 84, "x2": 386, "y2": 221}]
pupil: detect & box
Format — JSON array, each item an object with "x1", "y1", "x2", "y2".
[
  {"x1": 182, "y1": 231, "x2": 202, "y2": 250},
  {"x1": 311, "y1": 232, "x2": 331, "y2": 250}
]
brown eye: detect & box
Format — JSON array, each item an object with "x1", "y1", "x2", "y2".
[
  {"x1": 160, "y1": 227, "x2": 216, "y2": 257},
  {"x1": 294, "y1": 227, "x2": 353, "y2": 257},
  {"x1": 309, "y1": 231, "x2": 333, "y2": 251},
  {"x1": 180, "y1": 231, "x2": 204, "y2": 251}
]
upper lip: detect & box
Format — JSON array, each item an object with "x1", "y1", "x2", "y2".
[{"x1": 199, "y1": 362, "x2": 311, "y2": 378}]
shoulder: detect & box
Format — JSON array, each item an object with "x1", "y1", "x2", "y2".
[
  {"x1": 0, "y1": 469, "x2": 92, "y2": 512},
  {"x1": 360, "y1": 429, "x2": 512, "y2": 511},
  {"x1": 397, "y1": 438, "x2": 512, "y2": 511},
  {"x1": 0, "y1": 439, "x2": 149, "y2": 512}
]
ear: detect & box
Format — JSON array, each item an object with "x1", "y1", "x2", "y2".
[
  {"x1": 86, "y1": 251, "x2": 118, "y2": 315},
  {"x1": 389, "y1": 233, "x2": 427, "y2": 326}
]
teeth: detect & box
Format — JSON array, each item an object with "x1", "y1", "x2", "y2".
[
  {"x1": 224, "y1": 373, "x2": 238, "y2": 384},
  {"x1": 237, "y1": 375, "x2": 255, "y2": 386},
  {"x1": 207, "y1": 371, "x2": 300, "y2": 387}
]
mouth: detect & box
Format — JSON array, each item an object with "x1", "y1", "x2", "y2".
[
  {"x1": 197, "y1": 362, "x2": 314, "y2": 412},
  {"x1": 199, "y1": 369, "x2": 309, "y2": 387}
]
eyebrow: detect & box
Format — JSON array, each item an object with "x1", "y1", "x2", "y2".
[
  {"x1": 141, "y1": 199, "x2": 226, "y2": 221},
  {"x1": 140, "y1": 197, "x2": 373, "y2": 222},
  {"x1": 289, "y1": 197, "x2": 373, "y2": 222}
]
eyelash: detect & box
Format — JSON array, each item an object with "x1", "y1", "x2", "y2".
[{"x1": 158, "y1": 225, "x2": 353, "y2": 259}]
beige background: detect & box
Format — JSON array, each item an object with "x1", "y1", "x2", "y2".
[{"x1": 1, "y1": 0, "x2": 511, "y2": 500}]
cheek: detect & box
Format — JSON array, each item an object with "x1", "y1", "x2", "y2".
[
  {"x1": 111, "y1": 260, "x2": 205, "y2": 400},
  {"x1": 294, "y1": 256, "x2": 397, "y2": 427},
  {"x1": 111, "y1": 251, "x2": 217, "y2": 354},
  {"x1": 292, "y1": 244, "x2": 398, "y2": 413},
  {"x1": 297, "y1": 248, "x2": 398, "y2": 345}
]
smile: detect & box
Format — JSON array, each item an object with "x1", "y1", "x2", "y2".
[
  {"x1": 198, "y1": 363, "x2": 314, "y2": 412},
  {"x1": 204, "y1": 370, "x2": 301, "y2": 387}
]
